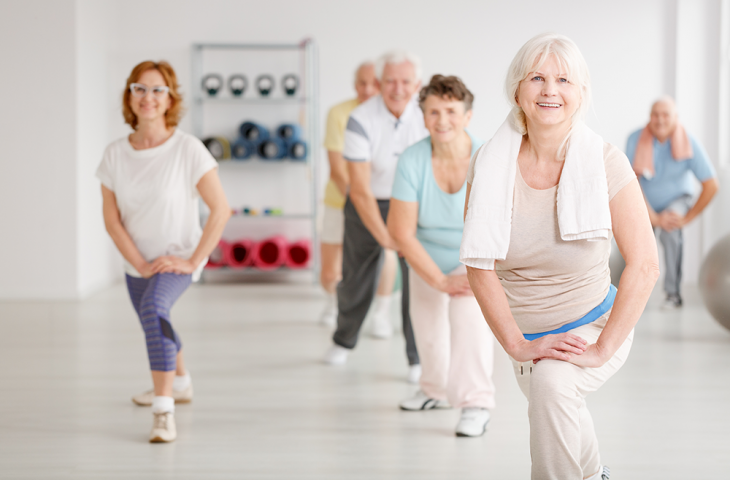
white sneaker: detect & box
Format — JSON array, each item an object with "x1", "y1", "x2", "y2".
[
  {"x1": 455, "y1": 407, "x2": 490, "y2": 437},
  {"x1": 132, "y1": 385, "x2": 193, "y2": 406},
  {"x1": 149, "y1": 411, "x2": 177, "y2": 443},
  {"x1": 407, "y1": 364, "x2": 422, "y2": 384},
  {"x1": 370, "y1": 311, "x2": 393, "y2": 339},
  {"x1": 323, "y1": 344, "x2": 349, "y2": 365},
  {"x1": 399, "y1": 390, "x2": 451, "y2": 411}
]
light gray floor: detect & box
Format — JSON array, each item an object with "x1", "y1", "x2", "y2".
[{"x1": 0, "y1": 282, "x2": 729, "y2": 479}]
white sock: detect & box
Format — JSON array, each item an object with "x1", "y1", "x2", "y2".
[
  {"x1": 172, "y1": 372, "x2": 191, "y2": 392},
  {"x1": 373, "y1": 294, "x2": 392, "y2": 317},
  {"x1": 326, "y1": 293, "x2": 338, "y2": 313},
  {"x1": 151, "y1": 396, "x2": 175, "y2": 414}
]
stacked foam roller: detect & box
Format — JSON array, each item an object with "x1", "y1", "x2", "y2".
[
  {"x1": 205, "y1": 238, "x2": 311, "y2": 270},
  {"x1": 203, "y1": 121, "x2": 307, "y2": 162}
]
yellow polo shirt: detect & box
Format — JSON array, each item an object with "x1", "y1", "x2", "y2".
[{"x1": 323, "y1": 98, "x2": 360, "y2": 209}]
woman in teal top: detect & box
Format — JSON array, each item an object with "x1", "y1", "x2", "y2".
[{"x1": 388, "y1": 75, "x2": 496, "y2": 437}]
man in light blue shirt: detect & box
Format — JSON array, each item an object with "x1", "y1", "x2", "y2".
[{"x1": 626, "y1": 97, "x2": 718, "y2": 308}]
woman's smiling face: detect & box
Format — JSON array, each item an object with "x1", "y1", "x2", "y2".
[
  {"x1": 516, "y1": 54, "x2": 580, "y2": 132},
  {"x1": 129, "y1": 69, "x2": 171, "y2": 125}
]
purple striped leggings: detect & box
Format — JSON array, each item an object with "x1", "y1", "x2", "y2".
[{"x1": 126, "y1": 273, "x2": 192, "y2": 372}]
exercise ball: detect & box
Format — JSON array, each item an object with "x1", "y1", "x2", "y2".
[
  {"x1": 609, "y1": 238, "x2": 625, "y2": 288},
  {"x1": 699, "y1": 234, "x2": 730, "y2": 331}
]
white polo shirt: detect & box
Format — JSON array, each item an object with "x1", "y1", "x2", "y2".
[{"x1": 342, "y1": 94, "x2": 428, "y2": 200}]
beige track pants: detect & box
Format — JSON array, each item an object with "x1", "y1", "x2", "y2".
[
  {"x1": 512, "y1": 314, "x2": 633, "y2": 480},
  {"x1": 409, "y1": 266, "x2": 496, "y2": 409}
]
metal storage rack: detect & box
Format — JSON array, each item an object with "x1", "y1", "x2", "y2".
[{"x1": 191, "y1": 40, "x2": 319, "y2": 281}]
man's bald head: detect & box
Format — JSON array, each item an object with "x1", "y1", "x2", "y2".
[
  {"x1": 649, "y1": 95, "x2": 678, "y2": 142},
  {"x1": 651, "y1": 95, "x2": 677, "y2": 116},
  {"x1": 354, "y1": 62, "x2": 378, "y2": 103}
]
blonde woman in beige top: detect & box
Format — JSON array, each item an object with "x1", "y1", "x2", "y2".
[{"x1": 463, "y1": 34, "x2": 659, "y2": 480}]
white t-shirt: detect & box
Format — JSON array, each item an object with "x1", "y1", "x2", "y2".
[
  {"x1": 96, "y1": 129, "x2": 218, "y2": 281},
  {"x1": 342, "y1": 94, "x2": 428, "y2": 199}
]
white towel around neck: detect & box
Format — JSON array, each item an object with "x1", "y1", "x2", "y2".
[{"x1": 459, "y1": 117, "x2": 611, "y2": 270}]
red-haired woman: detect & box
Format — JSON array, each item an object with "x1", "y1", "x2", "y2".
[{"x1": 96, "y1": 61, "x2": 231, "y2": 443}]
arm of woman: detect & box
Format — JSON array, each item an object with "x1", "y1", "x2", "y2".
[
  {"x1": 101, "y1": 185, "x2": 156, "y2": 278},
  {"x1": 463, "y1": 182, "x2": 588, "y2": 362},
  {"x1": 387, "y1": 198, "x2": 471, "y2": 296},
  {"x1": 156, "y1": 169, "x2": 232, "y2": 274},
  {"x1": 568, "y1": 179, "x2": 659, "y2": 368}
]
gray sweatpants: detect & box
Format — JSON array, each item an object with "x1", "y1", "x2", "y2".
[
  {"x1": 658, "y1": 195, "x2": 693, "y2": 296},
  {"x1": 333, "y1": 197, "x2": 419, "y2": 365}
]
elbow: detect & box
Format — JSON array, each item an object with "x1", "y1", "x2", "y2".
[
  {"x1": 635, "y1": 259, "x2": 660, "y2": 286},
  {"x1": 648, "y1": 261, "x2": 661, "y2": 284},
  {"x1": 708, "y1": 178, "x2": 720, "y2": 198},
  {"x1": 213, "y1": 203, "x2": 233, "y2": 222},
  {"x1": 103, "y1": 216, "x2": 119, "y2": 237},
  {"x1": 388, "y1": 229, "x2": 407, "y2": 251},
  {"x1": 349, "y1": 188, "x2": 366, "y2": 205}
]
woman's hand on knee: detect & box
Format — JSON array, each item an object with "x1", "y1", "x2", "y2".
[
  {"x1": 512, "y1": 333, "x2": 587, "y2": 363},
  {"x1": 565, "y1": 343, "x2": 608, "y2": 368},
  {"x1": 437, "y1": 274, "x2": 473, "y2": 297},
  {"x1": 151, "y1": 256, "x2": 196, "y2": 275},
  {"x1": 137, "y1": 262, "x2": 156, "y2": 278}
]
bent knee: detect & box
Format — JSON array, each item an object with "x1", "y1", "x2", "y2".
[{"x1": 529, "y1": 360, "x2": 581, "y2": 405}]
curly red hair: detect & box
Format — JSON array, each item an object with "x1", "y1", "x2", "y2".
[{"x1": 122, "y1": 60, "x2": 184, "y2": 130}]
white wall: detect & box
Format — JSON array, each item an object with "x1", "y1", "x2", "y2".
[
  {"x1": 99, "y1": 0, "x2": 674, "y2": 149},
  {"x1": 99, "y1": 0, "x2": 678, "y2": 268},
  {"x1": 0, "y1": 0, "x2": 79, "y2": 299},
  {"x1": 674, "y1": 0, "x2": 723, "y2": 285},
  {"x1": 75, "y1": 0, "x2": 120, "y2": 297},
  {"x1": 2, "y1": 0, "x2": 727, "y2": 299}
]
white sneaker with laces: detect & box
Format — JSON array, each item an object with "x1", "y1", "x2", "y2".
[
  {"x1": 149, "y1": 411, "x2": 177, "y2": 443},
  {"x1": 455, "y1": 407, "x2": 490, "y2": 437},
  {"x1": 399, "y1": 390, "x2": 451, "y2": 411},
  {"x1": 323, "y1": 344, "x2": 349, "y2": 365},
  {"x1": 407, "y1": 364, "x2": 422, "y2": 384}
]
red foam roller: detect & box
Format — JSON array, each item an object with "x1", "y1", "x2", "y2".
[
  {"x1": 205, "y1": 240, "x2": 228, "y2": 269},
  {"x1": 225, "y1": 239, "x2": 254, "y2": 268},
  {"x1": 285, "y1": 239, "x2": 311, "y2": 269},
  {"x1": 252, "y1": 235, "x2": 287, "y2": 270}
]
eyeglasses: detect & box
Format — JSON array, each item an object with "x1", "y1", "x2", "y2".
[{"x1": 129, "y1": 83, "x2": 170, "y2": 98}]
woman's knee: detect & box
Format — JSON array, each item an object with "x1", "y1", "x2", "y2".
[{"x1": 529, "y1": 360, "x2": 581, "y2": 407}]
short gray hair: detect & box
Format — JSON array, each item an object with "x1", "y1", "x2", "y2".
[
  {"x1": 353, "y1": 60, "x2": 374, "y2": 83},
  {"x1": 375, "y1": 50, "x2": 422, "y2": 81},
  {"x1": 504, "y1": 33, "x2": 591, "y2": 146}
]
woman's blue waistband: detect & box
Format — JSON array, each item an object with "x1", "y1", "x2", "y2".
[{"x1": 522, "y1": 284, "x2": 617, "y2": 341}]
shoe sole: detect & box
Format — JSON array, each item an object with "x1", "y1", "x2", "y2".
[
  {"x1": 132, "y1": 398, "x2": 192, "y2": 406},
  {"x1": 455, "y1": 423, "x2": 488, "y2": 437},
  {"x1": 149, "y1": 436, "x2": 175, "y2": 443},
  {"x1": 399, "y1": 399, "x2": 446, "y2": 411}
]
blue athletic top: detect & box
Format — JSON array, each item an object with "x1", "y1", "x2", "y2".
[
  {"x1": 391, "y1": 131, "x2": 484, "y2": 274},
  {"x1": 626, "y1": 129, "x2": 715, "y2": 212}
]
